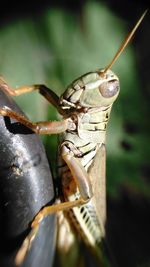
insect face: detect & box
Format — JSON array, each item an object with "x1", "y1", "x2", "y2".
[
  {"x1": 79, "y1": 69, "x2": 120, "y2": 108},
  {"x1": 60, "y1": 69, "x2": 120, "y2": 111}
]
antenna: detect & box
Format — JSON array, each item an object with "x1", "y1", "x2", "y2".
[{"x1": 102, "y1": 9, "x2": 148, "y2": 75}]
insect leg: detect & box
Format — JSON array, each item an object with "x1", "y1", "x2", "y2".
[
  {"x1": 15, "y1": 198, "x2": 86, "y2": 266},
  {"x1": 19, "y1": 142, "x2": 93, "y2": 245},
  {"x1": 0, "y1": 107, "x2": 69, "y2": 134},
  {"x1": 30, "y1": 141, "x2": 94, "y2": 228},
  {"x1": 15, "y1": 143, "x2": 93, "y2": 265},
  {"x1": 0, "y1": 77, "x2": 62, "y2": 112},
  {"x1": 61, "y1": 143, "x2": 93, "y2": 201}
]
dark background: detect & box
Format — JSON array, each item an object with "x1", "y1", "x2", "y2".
[{"x1": 0, "y1": 1, "x2": 150, "y2": 267}]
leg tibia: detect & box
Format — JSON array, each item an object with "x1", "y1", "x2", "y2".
[
  {"x1": 31, "y1": 198, "x2": 86, "y2": 228},
  {"x1": 15, "y1": 198, "x2": 86, "y2": 265}
]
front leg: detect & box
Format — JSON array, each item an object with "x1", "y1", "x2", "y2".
[
  {"x1": 0, "y1": 77, "x2": 63, "y2": 114},
  {"x1": 0, "y1": 107, "x2": 69, "y2": 134}
]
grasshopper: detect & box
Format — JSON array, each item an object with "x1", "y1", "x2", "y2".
[{"x1": 0, "y1": 10, "x2": 147, "y2": 266}]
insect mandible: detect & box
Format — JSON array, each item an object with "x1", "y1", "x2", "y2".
[{"x1": 0, "y1": 10, "x2": 147, "y2": 266}]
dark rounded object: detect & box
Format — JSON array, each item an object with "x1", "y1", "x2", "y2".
[{"x1": 0, "y1": 88, "x2": 56, "y2": 267}]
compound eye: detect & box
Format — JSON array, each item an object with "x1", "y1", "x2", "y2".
[{"x1": 99, "y1": 80, "x2": 119, "y2": 98}]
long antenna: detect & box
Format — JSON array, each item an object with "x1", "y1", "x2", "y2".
[{"x1": 102, "y1": 9, "x2": 148, "y2": 74}]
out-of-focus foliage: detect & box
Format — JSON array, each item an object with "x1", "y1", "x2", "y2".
[{"x1": 0, "y1": 1, "x2": 149, "y2": 199}]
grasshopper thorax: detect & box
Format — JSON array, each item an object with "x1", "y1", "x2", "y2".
[{"x1": 59, "y1": 69, "x2": 120, "y2": 111}]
